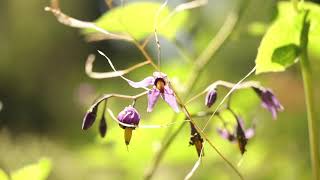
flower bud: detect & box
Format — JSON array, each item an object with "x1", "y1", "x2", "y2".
[
  {"x1": 205, "y1": 88, "x2": 217, "y2": 108},
  {"x1": 117, "y1": 106, "x2": 141, "y2": 145},
  {"x1": 117, "y1": 106, "x2": 141, "y2": 127},
  {"x1": 189, "y1": 123, "x2": 204, "y2": 157},
  {"x1": 82, "y1": 106, "x2": 98, "y2": 130},
  {"x1": 99, "y1": 116, "x2": 107, "y2": 138}
]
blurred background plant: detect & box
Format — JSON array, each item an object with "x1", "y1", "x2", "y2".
[{"x1": 0, "y1": 0, "x2": 320, "y2": 179}]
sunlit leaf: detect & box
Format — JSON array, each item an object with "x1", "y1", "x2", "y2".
[
  {"x1": 11, "y1": 158, "x2": 52, "y2": 180},
  {"x1": 83, "y1": 2, "x2": 188, "y2": 40},
  {"x1": 0, "y1": 169, "x2": 9, "y2": 180},
  {"x1": 255, "y1": 2, "x2": 320, "y2": 74}
]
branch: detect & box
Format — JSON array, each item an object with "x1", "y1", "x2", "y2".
[
  {"x1": 85, "y1": 54, "x2": 150, "y2": 79},
  {"x1": 45, "y1": 0, "x2": 132, "y2": 41}
]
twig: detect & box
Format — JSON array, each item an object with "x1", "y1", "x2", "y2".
[
  {"x1": 85, "y1": 54, "x2": 150, "y2": 79},
  {"x1": 45, "y1": 0, "x2": 132, "y2": 41}
]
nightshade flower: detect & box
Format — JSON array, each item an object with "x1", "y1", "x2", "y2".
[
  {"x1": 127, "y1": 72, "x2": 179, "y2": 112},
  {"x1": 117, "y1": 106, "x2": 141, "y2": 145},
  {"x1": 254, "y1": 87, "x2": 284, "y2": 120},
  {"x1": 205, "y1": 88, "x2": 217, "y2": 108},
  {"x1": 217, "y1": 117, "x2": 254, "y2": 155}
]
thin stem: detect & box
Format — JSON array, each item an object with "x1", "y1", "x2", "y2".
[
  {"x1": 144, "y1": 1, "x2": 250, "y2": 178},
  {"x1": 180, "y1": 104, "x2": 244, "y2": 180},
  {"x1": 85, "y1": 54, "x2": 150, "y2": 79},
  {"x1": 299, "y1": 16, "x2": 319, "y2": 180}
]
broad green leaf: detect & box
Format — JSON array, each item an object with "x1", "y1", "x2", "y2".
[
  {"x1": 272, "y1": 44, "x2": 300, "y2": 67},
  {"x1": 255, "y1": 2, "x2": 320, "y2": 74},
  {"x1": 83, "y1": 2, "x2": 188, "y2": 40},
  {"x1": 11, "y1": 158, "x2": 52, "y2": 180}
]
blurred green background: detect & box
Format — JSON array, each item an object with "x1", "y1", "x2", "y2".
[{"x1": 1, "y1": 0, "x2": 320, "y2": 179}]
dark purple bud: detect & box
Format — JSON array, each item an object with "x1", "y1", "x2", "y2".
[
  {"x1": 99, "y1": 116, "x2": 107, "y2": 138},
  {"x1": 236, "y1": 117, "x2": 248, "y2": 155},
  {"x1": 205, "y1": 88, "x2": 217, "y2": 108},
  {"x1": 254, "y1": 88, "x2": 284, "y2": 120},
  {"x1": 117, "y1": 106, "x2": 141, "y2": 128},
  {"x1": 82, "y1": 106, "x2": 98, "y2": 130}
]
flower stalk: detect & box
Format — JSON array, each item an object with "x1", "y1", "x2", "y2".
[{"x1": 299, "y1": 14, "x2": 319, "y2": 180}]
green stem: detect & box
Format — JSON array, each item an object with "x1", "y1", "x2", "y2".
[
  {"x1": 300, "y1": 45, "x2": 319, "y2": 180},
  {"x1": 299, "y1": 13, "x2": 319, "y2": 180}
]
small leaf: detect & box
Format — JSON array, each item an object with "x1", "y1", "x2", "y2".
[
  {"x1": 83, "y1": 2, "x2": 188, "y2": 40},
  {"x1": 272, "y1": 44, "x2": 300, "y2": 67}
]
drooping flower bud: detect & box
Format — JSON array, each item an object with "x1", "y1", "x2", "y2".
[
  {"x1": 82, "y1": 105, "x2": 98, "y2": 130},
  {"x1": 253, "y1": 87, "x2": 284, "y2": 120},
  {"x1": 189, "y1": 123, "x2": 204, "y2": 157},
  {"x1": 236, "y1": 117, "x2": 248, "y2": 155},
  {"x1": 205, "y1": 88, "x2": 217, "y2": 108},
  {"x1": 117, "y1": 106, "x2": 141, "y2": 127},
  {"x1": 117, "y1": 106, "x2": 141, "y2": 145},
  {"x1": 99, "y1": 116, "x2": 107, "y2": 138},
  {"x1": 217, "y1": 114, "x2": 255, "y2": 155}
]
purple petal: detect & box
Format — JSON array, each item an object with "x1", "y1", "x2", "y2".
[
  {"x1": 217, "y1": 128, "x2": 236, "y2": 142},
  {"x1": 117, "y1": 106, "x2": 141, "y2": 125},
  {"x1": 128, "y1": 76, "x2": 154, "y2": 88},
  {"x1": 162, "y1": 86, "x2": 179, "y2": 112},
  {"x1": 147, "y1": 88, "x2": 161, "y2": 112},
  {"x1": 245, "y1": 128, "x2": 255, "y2": 139}
]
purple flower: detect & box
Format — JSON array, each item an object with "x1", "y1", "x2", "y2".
[
  {"x1": 205, "y1": 88, "x2": 217, "y2": 108},
  {"x1": 117, "y1": 106, "x2": 141, "y2": 145},
  {"x1": 117, "y1": 106, "x2": 141, "y2": 127},
  {"x1": 127, "y1": 72, "x2": 179, "y2": 112},
  {"x1": 217, "y1": 116, "x2": 255, "y2": 154},
  {"x1": 254, "y1": 88, "x2": 284, "y2": 120}
]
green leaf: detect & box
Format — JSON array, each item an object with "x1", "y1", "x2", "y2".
[
  {"x1": 272, "y1": 44, "x2": 300, "y2": 67},
  {"x1": 83, "y1": 2, "x2": 188, "y2": 40},
  {"x1": 11, "y1": 158, "x2": 52, "y2": 180},
  {"x1": 255, "y1": 2, "x2": 320, "y2": 74}
]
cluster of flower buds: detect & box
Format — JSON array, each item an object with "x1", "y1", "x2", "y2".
[
  {"x1": 82, "y1": 101, "x2": 107, "y2": 138},
  {"x1": 82, "y1": 71, "x2": 182, "y2": 146},
  {"x1": 197, "y1": 82, "x2": 283, "y2": 155}
]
